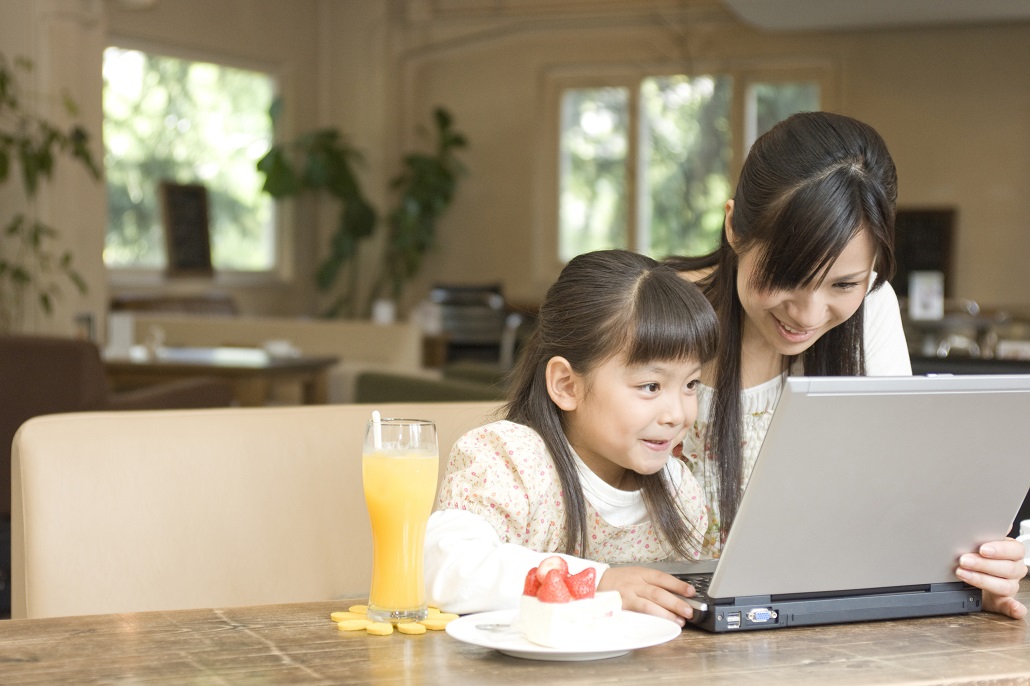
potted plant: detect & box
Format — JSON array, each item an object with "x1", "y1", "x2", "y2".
[
  {"x1": 257, "y1": 98, "x2": 377, "y2": 318},
  {"x1": 257, "y1": 105, "x2": 467, "y2": 321},
  {"x1": 0, "y1": 52, "x2": 101, "y2": 332},
  {"x1": 367, "y1": 108, "x2": 467, "y2": 317}
]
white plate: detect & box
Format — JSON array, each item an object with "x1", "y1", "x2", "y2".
[{"x1": 445, "y1": 609, "x2": 681, "y2": 661}]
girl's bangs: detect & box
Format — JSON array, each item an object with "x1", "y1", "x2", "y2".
[{"x1": 622, "y1": 277, "x2": 719, "y2": 366}]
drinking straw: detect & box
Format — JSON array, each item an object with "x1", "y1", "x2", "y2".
[{"x1": 371, "y1": 409, "x2": 382, "y2": 450}]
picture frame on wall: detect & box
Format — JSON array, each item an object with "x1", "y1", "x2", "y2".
[
  {"x1": 891, "y1": 208, "x2": 955, "y2": 299},
  {"x1": 160, "y1": 181, "x2": 213, "y2": 277}
]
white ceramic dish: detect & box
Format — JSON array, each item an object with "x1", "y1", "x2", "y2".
[{"x1": 445, "y1": 609, "x2": 680, "y2": 661}]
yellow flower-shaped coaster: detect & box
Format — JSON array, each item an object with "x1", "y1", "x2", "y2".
[{"x1": 330, "y1": 606, "x2": 458, "y2": 636}]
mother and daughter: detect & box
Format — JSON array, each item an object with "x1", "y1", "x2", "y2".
[{"x1": 424, "y1": 111, "x2": 1027, "y2": 623}]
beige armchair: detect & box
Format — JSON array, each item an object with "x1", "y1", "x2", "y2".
[
  {"x1": 0, "y1": 334, "x2": 235, "y2": 519},
  {"x1": 11, "y1": 401, "x2": 501, "y2": 619}
]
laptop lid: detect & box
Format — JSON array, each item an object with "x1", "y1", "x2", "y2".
[{"x1": 707, "y1": 374, "x2": 1030, "y2": 600}]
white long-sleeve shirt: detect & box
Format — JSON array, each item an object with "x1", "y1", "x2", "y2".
[{"x1": 427, "y1": 421, "x2": 706, "y2": 614}]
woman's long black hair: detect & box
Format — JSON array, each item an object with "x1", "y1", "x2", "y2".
[
  {"x1": 506, "y1": 249, "x2": 719, "y2": 558},
  {"x1": 665, "y1": 112, "x2": 898, "y2": 535}
]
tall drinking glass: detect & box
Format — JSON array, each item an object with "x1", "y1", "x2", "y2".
[{"x1": 362, "y1": 417, "x2": 439, "y2": 623}]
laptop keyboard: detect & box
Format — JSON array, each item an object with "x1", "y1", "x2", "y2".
[{"x1": 676, "y1": 573, "x2": 713, "y2": 601}]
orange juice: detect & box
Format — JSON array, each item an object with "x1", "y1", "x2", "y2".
[{"x1": 362, "y1": 450, "x2": 438, "y2": 620}]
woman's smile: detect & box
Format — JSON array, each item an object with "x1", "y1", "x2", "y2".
[{"x1": 773, "y1": 315, "x2": 817, "y2": 344}]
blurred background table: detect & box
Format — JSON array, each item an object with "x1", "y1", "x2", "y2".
[{"x1": 104, "y1": 346, "x2": 338, "y2": 406}]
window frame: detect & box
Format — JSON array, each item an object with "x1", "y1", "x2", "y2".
[
  {"x1": 102, "y1": 36, "x2": 292, "y2": 289},
  {"x1": 535, "y1": 57, "x2": 838, "y2": 287}
]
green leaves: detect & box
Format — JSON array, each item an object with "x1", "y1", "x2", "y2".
[
  {"x1": 256, "y1": 147, "x2": 300, "y2": 197},
  {"x1": 0, "y1": 213, "x2": 88, "y2": 328},
  {"x1": 257, "y1": 103, "x2": 467, "y2": 318},
  {"x1": 378, "y1": 107, "x2": 468, "y2": 300},
  {"x1": 257, "y1": 100, "x2": 380, "y2": 317},
  {"x1": 0, "y1": 51, "x2": 99, "y2": 331}
]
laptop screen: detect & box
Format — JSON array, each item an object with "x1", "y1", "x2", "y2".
[{"x1": 708, "y1": 374, "x2": 1030, "y2": 600}]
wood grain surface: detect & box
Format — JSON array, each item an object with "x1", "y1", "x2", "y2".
[{"x1": 1, "y1": 581, "x2": 1028, "y2": 685}]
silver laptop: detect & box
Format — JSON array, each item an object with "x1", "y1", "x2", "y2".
[{"x1": 656, "y1": 374, "x2": 1030, "y2": 632}]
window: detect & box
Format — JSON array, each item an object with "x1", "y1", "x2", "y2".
[
  {"x1": 102, "y1": 47, "x2": 276, "y2": 272},
  {"x1": 558, "y1": 74, "x2": 820, "y2": 262}
]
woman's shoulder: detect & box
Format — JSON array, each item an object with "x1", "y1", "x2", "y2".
[{"x1": 865, "y1": 278, "x2": 901, "y2": 315}]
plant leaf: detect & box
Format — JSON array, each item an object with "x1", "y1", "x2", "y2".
[
  {"x1": 69, "y1": 270, "x2": 88, "y2": 294},
  {"x1": 256, "y1": 147, "x2": 300, "y2": 196},
  {"x1": 268, "y1": 96, "x2": 285, "y2": 126}
]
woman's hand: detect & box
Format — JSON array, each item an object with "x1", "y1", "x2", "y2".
[
  {"x1": 597, "y1": 566, "x2": 696, "y2": 626},
  {"x1": 956, "y1": 538, "x2": 1027, "y2": 619}
]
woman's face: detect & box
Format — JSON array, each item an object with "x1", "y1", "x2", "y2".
[{"x1": 735, "y1": 228, "x2": 875, "y2": 359}]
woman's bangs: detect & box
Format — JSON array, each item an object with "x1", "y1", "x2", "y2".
[{"x1": 752, "y1": 168, "x2": 864, "y2": 292}]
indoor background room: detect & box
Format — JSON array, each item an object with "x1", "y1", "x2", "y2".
[
  {"x1": 2, "y1": 0, "x2": 1029, "y2": 338},
  {"x1": 3, "y1": 0, "x2": 1030, "y2": 619}
]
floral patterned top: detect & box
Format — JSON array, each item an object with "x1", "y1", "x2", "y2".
[
  {"x1": 436, "y1": 420, "x2": 708, "y2": 563},
  {"x1": 679, "y1": 375, "x2": 784, "y2": 557}
]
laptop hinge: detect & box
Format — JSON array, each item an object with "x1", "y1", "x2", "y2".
[
  {"x1": 929, "y1": 581, "x2": 975, "y2": 593},
  {"x1": 721, "y1": 595, "x2": 772, "y2": 606}
]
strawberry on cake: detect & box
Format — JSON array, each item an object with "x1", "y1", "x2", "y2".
[{"x1": 515, "y1": 556, "x2": 622, "y2": 648}]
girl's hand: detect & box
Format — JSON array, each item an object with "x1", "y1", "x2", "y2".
[
  {"x1": 597, "y1": 566, "x2": 696, "y2": 626},
  {"x1": 956, "y1": 538, "x2": 1027, "y2": 619}
]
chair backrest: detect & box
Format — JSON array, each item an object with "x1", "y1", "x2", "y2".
[
  {"x1": 0, "y1": 334, "x2": 109, "y2": 519},
  {"x1": 11, "y1": 400, "x2": 502, "y2": 619}
]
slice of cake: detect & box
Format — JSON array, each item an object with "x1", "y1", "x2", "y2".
[{"x1": 515, "y1": 556, "x2": 622, "y2": 649}]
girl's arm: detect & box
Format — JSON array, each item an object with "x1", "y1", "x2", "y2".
[{"x1": 425, "y1": 508, "x2": 607, "y2": 614}]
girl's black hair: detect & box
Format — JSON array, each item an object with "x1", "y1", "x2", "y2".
[
  {"x1": 665, "y1": 111, "x2": 897, "y2": 535},
  {"x1": 506, "y1": 249, "x2": 719, "y2": 558}
]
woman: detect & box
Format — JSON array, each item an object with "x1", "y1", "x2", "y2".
[{"x1": 668, "y1": 111, "x2": 1027, "y2": 619}]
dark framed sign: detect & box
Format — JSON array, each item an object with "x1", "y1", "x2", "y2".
[
  {"x1": 160, "y1": 181, "x2": 213, "y2": 277},
  {"x1": 890, "y1": 208, "x2": 956, "y2": 298}
]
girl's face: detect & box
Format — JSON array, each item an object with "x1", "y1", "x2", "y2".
[
  {"x1": 736, "y1": 228, "x2": 875, "y2": 360},
  {"x1": 562, "y1": 355, "x2": 703, "y2": 488}
]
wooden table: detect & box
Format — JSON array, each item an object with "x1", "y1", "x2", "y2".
[
  {"x1": 2, "y1": 581, "x2": 1029, "y2": 684},
  {"x1": 104, "y1": 346, "x2": 339, "y2": 406}
]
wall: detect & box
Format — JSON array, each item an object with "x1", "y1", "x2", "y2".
[
  {"x1": 394, "y1": 2, "x2": 1030, "y2": 310},
  {"x1": 4, "y1": 0, "x2": 1030, "y2": 335},
  {"x1": 838, "y1": 25, "x2": 1030, "y2": 308}
]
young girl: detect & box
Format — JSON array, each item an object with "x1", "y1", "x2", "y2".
[
  {"x1": 425, "y1": 249, "x2": 719, "y2": 625},
  {"x1": 669, "y1": 111, "x2": 1027, "y2": 619}
]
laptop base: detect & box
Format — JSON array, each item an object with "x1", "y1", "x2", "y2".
[{"x1": 687, "y1": 583, "x2": 982, "y2": 633}]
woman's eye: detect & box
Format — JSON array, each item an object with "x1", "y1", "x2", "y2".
[{"x1": 834, "y1": 281, "x2": 860, "y2": 291}]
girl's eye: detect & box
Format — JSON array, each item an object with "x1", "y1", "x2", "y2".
[
  {"x1": 642, "y1": 382, "x2": 660, "y2": 393},
  {"x1": 685, "y1": 379, "x2": 699, "y2": 391}
]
